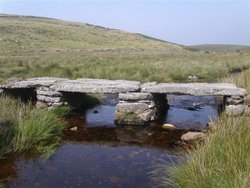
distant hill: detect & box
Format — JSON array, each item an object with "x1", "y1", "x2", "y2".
[
  {"x1": 190, "y1": 44, "x2": 250, "y2": 53},
  {"x1": 0, "y1": 14, "x2": 188, "y2": 55}
]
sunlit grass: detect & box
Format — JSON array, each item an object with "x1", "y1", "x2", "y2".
[
  {"x1": 1, "y1": 51, "x2": 250, "y2": 84},
  {"x1": 165, "y1": 113, "x2": 250, "y2": 188}
]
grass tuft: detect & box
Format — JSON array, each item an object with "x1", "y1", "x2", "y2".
[
  {"x1": 0, "y1": 96, "x2": 64, "y2": 159},
  {"x1": 12, "y1": 109, "x2": 63, "y2": 156}
]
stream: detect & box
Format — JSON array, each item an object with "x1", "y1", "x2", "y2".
[{"x1": 0, "y1": 94, "x2": 222, "y2": 188}]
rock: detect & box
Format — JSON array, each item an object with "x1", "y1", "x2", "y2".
[
  {"x1": 138, "y1": 109, "x2": 156, "y2": 121},
  {"x1": 36, "y1": 101, "x2": 48, "y2": 108},
  {"x1": 1, "y1": 77, "x2": 68, "y2": 89},
  {"x1": 37, "y1": 95, "x2": 62, "y2": 103},
  {"x1": 141, "y1": 82, "x2": 247, "y2": 96},
  {"x1": 162, "y1": 123, "x2": 176, "y2": 130},
  {"x1": 225, "y1": 104, "x2": 245, "y2": 116},
  {"x1": 37, "y1": 88, "x2": 62, "y2": 97},
  {"x1": 181, "y1": 132, "x2": 206, "y2": 142},
  {"x1": 188, "y1": 75, "x2": 198, "y2": 81},
  {"x1": 119, "y1": 93, "x2": 152, "y2": 101},
  {"x1": 114, "y1": 112, "x2": 145, "y2": 125},
  {"x1": 226, "y1": 96, "x2": 244, "y2": 105},
  {"x1": 1, "y1": 77, "x2": 246, "y2": 97},
  {"x1": 70, "y1": 126, "x2": 77, "y2": 131},
  {"x1": 116, "y1": 103, "x2": 149, "y2": 114},
  {"x1": 52, "y1": 78, "x2": 141, "y2": 93},
  {"x1": 51, "y1": 102, "x2": 64, "y2": 107}
]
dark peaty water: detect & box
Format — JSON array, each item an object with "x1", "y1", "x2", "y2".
[{"x1": 0, "y1": 95, "x2": 221, "y2": 188}]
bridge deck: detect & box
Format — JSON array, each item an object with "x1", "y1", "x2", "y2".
[
  {"x1": 0, "y1": 77, "x2": 247, "y2": 96},
  {"x1": 141, "y1": 82, "x2": 247, "y2": 96}
]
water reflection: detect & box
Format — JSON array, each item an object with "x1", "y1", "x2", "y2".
[
  {"x1": 0, "y1": 94, "x2": 221, "y2": 188},
  {"x1": 166, "y1": 95, "x2": 221, "y2": 130},
  {"x1": 64, "y1": 114, "x2": 186, "y2": 149},
  {"x1": 0, "y1": 143, "x2": 182, "y2": 188}
]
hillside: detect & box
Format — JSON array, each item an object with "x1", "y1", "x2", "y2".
[
  {"x1": 0, "y1": 14, "x2": 187, "y2": 55},
  {"x1": 190, "y1": 44, "x2": 250, "y2": 53},
  {"x1": 0, "y1": 14, "x2": 249, "y2": 83}
]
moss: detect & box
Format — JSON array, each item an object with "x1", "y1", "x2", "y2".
[{"x1": 115, "y1": 112, "x2": 148, "y2": 125}]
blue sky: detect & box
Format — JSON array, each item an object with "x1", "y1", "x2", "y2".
[{"x1": 0, "y1": 0, "x2": 249, "y2": 45}]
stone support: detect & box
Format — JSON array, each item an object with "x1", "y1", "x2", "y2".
[
  {"x1": 114, "y1": 92, "x2": 168, "y2": 125},
  {"x1": 224, "y1": 95, "x2": 246, "y2": 115},
  {"x1": 36, "y1": 86, "x2": 64, "y2": 108}
]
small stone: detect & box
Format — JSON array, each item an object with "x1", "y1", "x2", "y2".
[
  {"x1": 70, "y1": 126, "x2": 77, "y2": 131},
  {"x1": 51, "y1": 102, "x2": 64, "y2": 107},
  {"x1": 181, "y1": 132, "x2": 206, "y2": 142},
  {"x1": 37, "y1": 89, "x2": 62, "y2": 97},
  {"x1": 119, "y1": 93, "x2": 152, "y2": 101},
  {"x1": 36, "y1": 101, "x2": 48, "y2": 108},
  {"x1": 226, "y1": 96, "x2": 244, "y2": 105},
  {"x1": 162, "y1": 123, "x2": 176, "y2": 130},
  {"x1": 225, "y1": 104, "x2": 245, "y2": 116},
  {"x1": 188, "y1": 75, "x2": 198, "y2": 81}
]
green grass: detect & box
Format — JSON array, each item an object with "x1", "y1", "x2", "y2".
[
  {"x1": 12, "y1": 109, "x2": 63, "y2": 156},
  {"x1": 236, "y1": 69, "x2": 250, "y2": 93},
  {"x1": 1, "y1": 51, "x2": 249, "y2": 83},
  {"x1": 51, "y1": 106, "x2": 72, "y2": 118},
  {"x1": 0, "y1": 96, "x2": 64, "y2": 159},
  {"x1": 190, "y1": 44, "x2": 250, "y2": 53},
  {"x1": 164, "y1": 114, "x2": 250, "y2": 188}
]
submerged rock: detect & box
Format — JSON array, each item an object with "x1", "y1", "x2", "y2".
[
  {"x1": 162, "y1": 124, "x2": 176, "y2": 130},
  {"x1": 70, "y1": 126, "x2": 78, "y2": 131},
  {"x1": 181, "y1": 132, "x2": 206, "y2": 142}
]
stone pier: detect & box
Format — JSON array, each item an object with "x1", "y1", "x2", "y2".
[
  {"x1": 224, "y1": 95, "x2": 245, "y2": 115},
  {"x1": 114, "y1": 93, "x2": 168, "y2": 125},
  {"x1": 36, "y1": 86, "x2": 65, "y2": 108}
]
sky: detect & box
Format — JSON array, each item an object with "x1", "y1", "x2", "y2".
[{"x1": 0, "y1": 0, "x2": 249, "y2": 45}]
